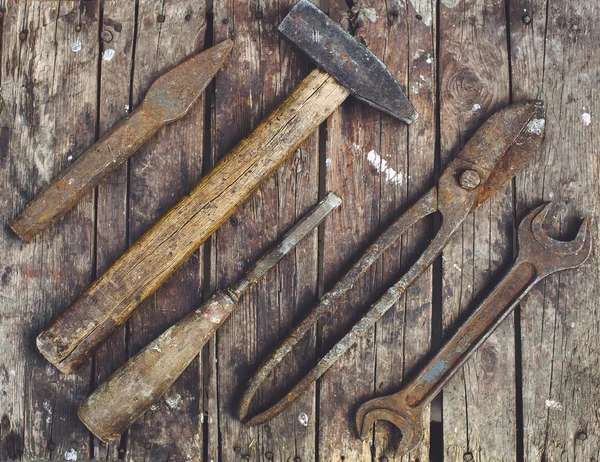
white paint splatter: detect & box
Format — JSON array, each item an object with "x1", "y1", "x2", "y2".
[
  {"x1": 152, "y1": 344, "x2": 162, "y2": 352},
  {"x1": 68, "y1": 178, "x2": 74, "y2": 185},
  {"x1": 298, "y1": 412, "x2": 309, "y2": 426},
  {"x1": 361, "y1": 8, "x2": 378, "y2": 23},
  {"x1": 420, "y1": 74, "x2": 426, "y2": 81},
  {"x1": 570, "y1": 322, "x2": 575, "y2": 328},
  {"x1": 545, "y1": 399, "x2": 563, "y2": 411},
  {"x1": 103, "y1": 48, "x2": 115, "y2": 61},
  {"x1": 65, "y1": 448, "x2": 78, "y2": 461},
  {"x1": 200, "y1": 412, "x2": 213, "y2": 424},
  {"x1": 441, "y1": 0, "x2": 461, "y2": 8},
  {"x1": 67, "y1": 155, "x2": 73, "y2": 162},
  {"x1": 453, "y1": 263, "x2": 462, "y2": 272},
  {"x1": 165, "y1": 393, "x2": 182, "y2": 410},
  {"x1": 527, "y1": 118, "x2": 545, "y2": 135},
  {"x1": 472, "y1": 103, "x2": 481, "y2": 112},
  {"x1": 125, "y1": 104, "x2": 130, "y2": 113},
  {"x1": 366, "y1": 150, "x2": 404, "y2": 185},
  {"x1": 325, "y1": 157, "x2": 332, "y2": 167},
  {"x1": 71, "y1": 39, "x2": 82, "y2": 53},
  {"x1": 582, "y1": 112, "x2": 591, "y2": 126},
  {"x1": 426, "y1": 54, "x2": 433, "y2": 64},
  {"x1": 410, "y1": 0, "x2": 433, "y2": 26}
]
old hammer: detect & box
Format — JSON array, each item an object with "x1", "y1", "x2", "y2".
[{"x1": 37, "y1": 0, "x2": 417, "y2": 374}]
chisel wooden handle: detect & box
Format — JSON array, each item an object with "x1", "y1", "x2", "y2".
[
  {"x1": 77, "y1": 193, "x2": 341, "y2": 442},
  {"x1": 10, "y1": 40, "x2": 233, "y2": 242},
  {"x1": 37, "y1": 69, "x2": 350, "y2": 374}
]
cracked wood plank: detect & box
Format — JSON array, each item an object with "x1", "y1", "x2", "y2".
[
  {"x1": 510, "y1": 0, "x2": 600, "y2": 459},
  {"x1": 318, "y1": 1, "x2": 433, "y2": 460},
  {"x1": 439, "y1": 0, "x2": 516, "y2": 460},
  {"x1": 92, "y1": 1, "x2": 135, "y2": 459},
  {"x1": 209, "y1": 1, "x2": 322, "y2": 460},
  {"x1": 0, "y1": 1, "x2": 97, "y2": 460},
  {"x1": 124, "y1": 1, "x2": 206, "y2": 460}
]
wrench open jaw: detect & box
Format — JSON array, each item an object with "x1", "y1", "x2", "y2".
[{"x1": 355, "y1": 202, "x2": 591, "y2": 456}]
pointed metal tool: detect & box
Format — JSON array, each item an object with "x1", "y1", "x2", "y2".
[{"x1": 10, "y1": 39, "x2": 234, "y2": 242}]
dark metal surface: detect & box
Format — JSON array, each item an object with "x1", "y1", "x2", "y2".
[
  {"x1": 238, "y1": 100, "x2": 546, "y2": 427},
  {"x1": 355, "y1": 202, "x2": 591, "y2": 456},
  {"x1": 279, "y1": 0, "x2": 417, "y2": 124}
]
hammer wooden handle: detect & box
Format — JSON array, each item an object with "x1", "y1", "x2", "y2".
[
  {"x1": 10, "y1": 108, "x2": 159, "y2": 242},
  {"x1": 77, "y1": 192, "x2": 341, "y2": 442},
  {"x1": 37, "y1": 69, "x2": 350, "y2": 374}
]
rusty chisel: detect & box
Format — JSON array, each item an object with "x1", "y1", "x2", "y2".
[
  {"x1": 37, "y1": 0, "x2": 417, "y2": 374},
  {"x1": 10, "y1": 40, "x2": 233, "y2": 242}
]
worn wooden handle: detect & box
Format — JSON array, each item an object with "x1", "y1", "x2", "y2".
[
  {"x1": 78, "y1": 292, "x2": 234, "y2": 442},
  {"x1": 37, "y1": 69, "x2": 350, "y2": 374},
  {"x1": 9, "y1": 107, "x2": 159, "y2": 242}
]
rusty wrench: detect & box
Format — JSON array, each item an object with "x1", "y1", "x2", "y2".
[{"x1": 355, "y1": 202, "x2": 591, "y2": 456}]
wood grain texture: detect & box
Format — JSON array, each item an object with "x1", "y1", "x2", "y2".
[
  {"x1": 92, "y1": 1, "x2": 135, "y2": 459},
  {"x1": 509, "y1": 0, "x2": 600, "y2": 460},
  {"x1": 439, "y1": 0, "x2": 516, "y2": 460},
  {"x1": 124, "y1": 1, "x2": 207, "y2": 460},
  {"x1": 318, "y1": 1, "x2": 433, "y2": 460},
  {"x1": 0, "y1": 1, "x2": 97, "y2": 460},
  {"x1": 209, "y1": 1, "x2": 324, "y2": 460}
]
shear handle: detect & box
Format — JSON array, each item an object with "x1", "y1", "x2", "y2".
[{"x1": 238, "y1": 188, "x2": 438, "y2": 423}]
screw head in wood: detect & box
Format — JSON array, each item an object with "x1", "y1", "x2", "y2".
[
  {"x1": 144, "y1": 442, "x2": 151, "y2": 449},
  {"x1": 522, "y1": 15, "x2": 532, "y2": 24},
  {"x1": 576, "y1": 431, "x2": 587, "y2": 441},
  {"x1": 100, "y1": 30, "x2": 113, "y2": 43},
  {"x1": 19, "y1": 29, "x2": 28, "y2": 41},
  {"x1": 294, "y1": 457, "x2": 301, "y2": 462},
  {"x1": 157, "y1": 14, "x2": 166, "y2": 23},
  {"x1": 464, "y1": 452, "x2": 474, "y2": 461},
  {"x1": 47, "y1": 441, "x2": 56, "y2": 451},
  {"x1": 75, "y1": 24, "x2": 82, "y2": 32},
  {"x1": 571, "y1": 23, "x2": 579, "y2": 31},
  {"x1": 265, "y1": 452, "x2": 274, "y2": 460},
  {"x1": 380, "y1": 457, "x2": 389, "y2": 462},
  {"x1": 459, "y1": 169, "x2": 481, "y2": 190},
  {"x1": 1, "y1": 415, "x2": 10, "y2": 428}
]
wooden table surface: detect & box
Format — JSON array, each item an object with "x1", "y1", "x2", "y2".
[{"x1": 0, "y1": 1, "x2": 598, "y2": 461}]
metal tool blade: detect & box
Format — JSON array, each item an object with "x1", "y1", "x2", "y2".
[
  {"x1": 144, "y1": 39, "x2": 234, "y2": 123},
  {"x1": 279, "y1": 0, "x2": 417, "y2": 124}
]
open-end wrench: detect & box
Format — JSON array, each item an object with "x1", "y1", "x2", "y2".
[{"x1": 355, "y1": 202, "x2": 591, "y2": 456}]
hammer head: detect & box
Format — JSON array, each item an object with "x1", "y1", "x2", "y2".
[{"x1": 280, "y1": 0, "x2": 418, "y2": 124}]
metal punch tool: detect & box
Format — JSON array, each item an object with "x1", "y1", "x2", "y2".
[{"x1": 238, "y1": 100, "x2": 546, "y2": 426}]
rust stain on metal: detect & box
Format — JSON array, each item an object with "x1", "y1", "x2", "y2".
[
  {"x1": 355, "y1": 202, "x2": 590, "y2": 456},
  {"x1": 239, "y1": 100, "x2": 548, "y2": 427},
  {"x1": 9, "y1": 39, "x2": 234, "y2": 242}
]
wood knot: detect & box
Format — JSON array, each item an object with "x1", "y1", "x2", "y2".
[{"x1": 446, "y1": 67, "x2": 485, "y2": 104}]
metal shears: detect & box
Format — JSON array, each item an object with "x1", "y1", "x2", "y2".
[{"x1": 238, "y1": 100, "x2": 546, "y2": 427}]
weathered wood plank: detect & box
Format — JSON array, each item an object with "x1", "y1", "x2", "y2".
[
  {"x1": 125, "y1": 1, "x2": 206, "y2": 460},
  {"x1": 0, "y1": 1, "x2": 97, "y2": 460},
  {"x1": 509, "y1": 0, "x2": 600, "y2": 459},
  {"x1": 92, "y1": 1, "x2": 136, "y2": 459},
  {"x1": 210, "y1": 1, "x2": 321, "y2": 460},
  {"x1": 439, "y1": 0, "x2": 516, "y2": 460},
  {"x1": 317, "y1": 1, "x2": 433, "y2": 460}
]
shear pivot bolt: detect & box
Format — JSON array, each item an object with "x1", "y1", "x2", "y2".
[
  {"x1": 459, "y1": 170, "x2": 481, "y2": 190},
  {"x1": 101, "y1": 30, "x2": 113, "y2": 43}
]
